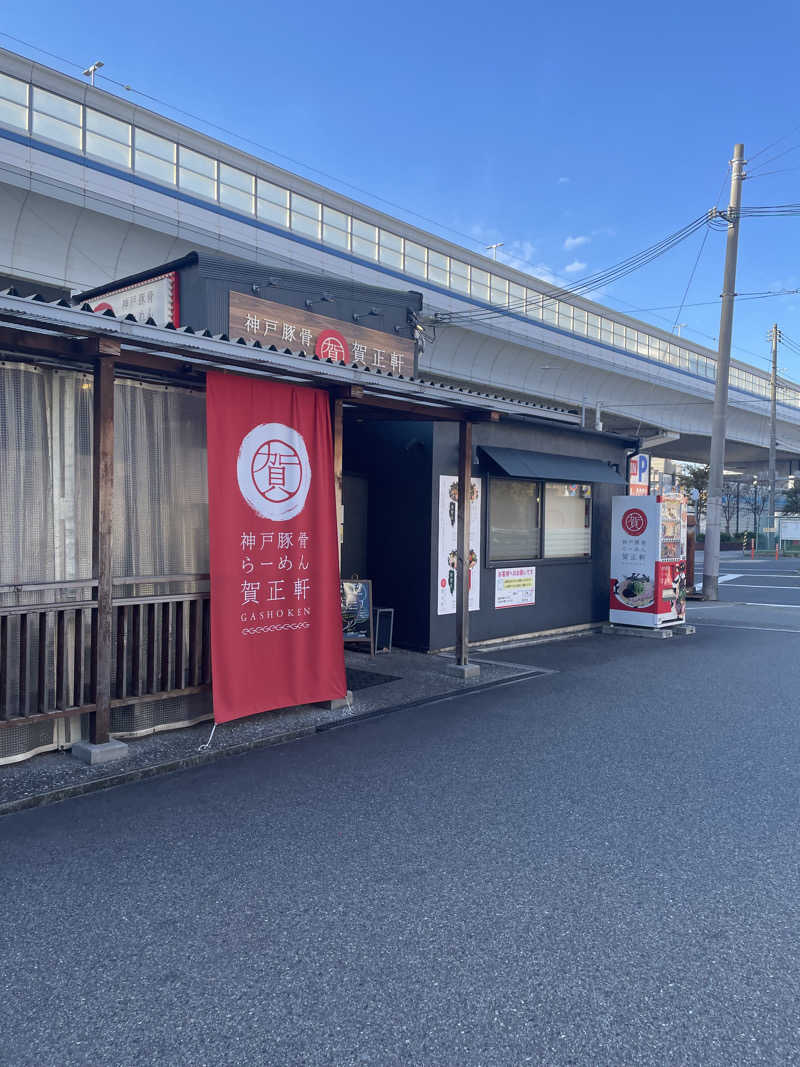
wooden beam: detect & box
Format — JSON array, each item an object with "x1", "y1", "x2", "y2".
[
  {"x1": 455, "y1": 420, "x2": 473, "y2": 667},
  {"x1": 90, "y1": 355, "x2": 116, "y2": 744},
  {"x1": 113, "y1": 348, "x2": 198, "y2": 376},
  {"x1": 0, "y1": 324, "x2": 83, "y2": 360},
  {"x1": 343, "y1": 391, "x2": 466, "y2": 421}
]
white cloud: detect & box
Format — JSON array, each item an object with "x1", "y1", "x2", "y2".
[
  {"x1": 558, "y1": 177, "x2": 571, "y2": 184},
  {"x1": 563, "y1": 235, "x2": 590, "y2": 251},
  {"x1": 564, "y1": 260, "x2": 587, "y2": 274}
]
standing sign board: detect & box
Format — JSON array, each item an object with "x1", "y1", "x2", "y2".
[
  {"x1": 437, "y1": 476, "x2": 481, "y2": 615},
  {"x1": 205, "y1": 372, "x2": 346, "y2": 723},
  {"x1": 780, "y1": 518, "x2": 800, "y2": 542},
  {"x1": 609, "y1": 495, "x2": 687, "y2": 628},
  {"x1": 628, "y1": 453, "x2": 650, "y2": 497},
  {"x1": 341, "y1": 579, "x2": 373, "y2": 652}
]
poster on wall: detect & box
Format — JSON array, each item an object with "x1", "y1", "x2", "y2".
[
  {"x1": 205, "y1": 372, "x2": 346, "y2": 723},
  {"x1": 437, "y1": 476, "x2": 481, "y2": 615},
  {"x1": 495, "y1": 567, "x2": 536, "y2": 609}
]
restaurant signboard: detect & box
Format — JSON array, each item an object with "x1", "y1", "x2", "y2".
[{"x1": 229, "y1": 291, "x2": 416, "y2": 377}]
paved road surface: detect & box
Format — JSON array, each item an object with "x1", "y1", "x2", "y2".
[{"x1": 2, "y1": 591, "x2": 800, "y2": 1065}]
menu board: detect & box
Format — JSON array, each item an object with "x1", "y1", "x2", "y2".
[{"x1": 341, "y1": 580, "x2": 373, "y2": 651}]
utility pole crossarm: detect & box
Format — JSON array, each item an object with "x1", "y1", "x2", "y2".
[{"x1": 703, "y1": 144, "x2": 746, "y2": 600}]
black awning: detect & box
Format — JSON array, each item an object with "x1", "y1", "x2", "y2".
[{"x1": 479, "y1": 446, "x2": 626, "y2": 484}]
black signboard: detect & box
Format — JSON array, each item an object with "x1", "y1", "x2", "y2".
[{"x1": 341, "y1": 580, "x2": 373, "y2": 653}]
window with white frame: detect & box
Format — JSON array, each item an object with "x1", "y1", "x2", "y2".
[
  {"x1": 219, "y1": 162, "x2": 254, "y2": 213},
  {"x1": 323, "y1": 206, "x2": 350, "y2": 250},
  {"x1": 179, "y1": 146, "x2": 216, "y2": 199},
  {"x1": 488, "y1": 477, "x2": 593, "y2": 562},
  {"x1": 404, "y1": 240, "x2": 427, "y2": 278},
  {"x1": 509, "y1": 282, "x2": 525, "y2": 313},
  {"x1": 257, "y1": 180, "x2": 289, "y2": 227},
  {"x1": 351, "y1": 218, "x2": 378, "y2": 260},
  {"x1": 543, "y1": 483, "x2": 592, "y2": 557},
  {"x1": 0, "y1": 72, "x2": 28, "y2": 131},
  {"x1": 290, "y1": 193, "x2": 321, "y2": 239},
  {"x1": 450, "y1": 259, "x2": 469, "y2": 295},
  {"x1": 558, "y1": 303, "x2": 573, "y2": 331},
  {"x1": 135, "y1": 129, "x2": 176, "y2": 184},
  {"x1": 488, "y1": 478, "x2": 541, "y2": 562},
  {"x1": 85, "y1": 108, "x2": 131, "y2": 168},
  {"x1": 526, "y1": 290, "x2": 543, "y2": 319},
  {"x1": 32, "y1": 87, "x2": 81, "y2": 149},
  {"x1": 428, "y1": 249, "x2": 449, "y2": 287},
  {"x1": 542, "y1": 298, "x2": 557, "y2": 326},
  {"x1": 470, "y1": 267, "x2": 489, "y2": 302},
  {"x1": 490, "y1": 275, "x2": 508, "y2": 306},
  {"x1": 379, "y1": 229, "x2": 403, "y2": 269}
]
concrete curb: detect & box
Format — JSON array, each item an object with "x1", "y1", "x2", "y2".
[{"x1": 0, "y1": 668, "x2": 547, "y2": 818}]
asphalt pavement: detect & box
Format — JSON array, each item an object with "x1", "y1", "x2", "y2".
[{"x1": 2, "y1": 585, "x2": 800, "y2": 1065}]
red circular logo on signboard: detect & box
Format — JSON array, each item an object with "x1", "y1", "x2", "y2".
[
  {"x1": 315, "y1": 329, "x2": 350, "y2": 364},
  {"x1": 622, "y1": 508, "x2": 648, "y2": 536},
  {"x1": 251, "y1": 438, "x2": 304, "y2": 504}
]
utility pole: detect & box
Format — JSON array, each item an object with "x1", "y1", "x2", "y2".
[
  {"x1": 703, "y1": 144, "x2": 746, "y2": 600},
  {"x1": 768, "y1": 323, "x2": 779, "y2": 541}
]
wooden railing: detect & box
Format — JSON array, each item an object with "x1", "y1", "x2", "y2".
[{"x1": 0, "y1": 577, "x2": 210, "y2": 727}]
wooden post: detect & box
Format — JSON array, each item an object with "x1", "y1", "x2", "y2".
[
  {"x1": 332, "y1": 397, "x2": 344, "y2": 566},
  {"x1": 90, "y1": 356, "x2": 115, "y2": 744},
  {"x1": 455, "y1": 419, "x2": 472, "y2": 666}
]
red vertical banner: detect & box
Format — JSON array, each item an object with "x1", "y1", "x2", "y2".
[{"x1": 206, "y1": 372, "x2": 346, "y2": 723}]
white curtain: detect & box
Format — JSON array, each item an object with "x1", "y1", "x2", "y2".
[{"x1": 0, "y1": 364, "x2": 208, "y2": 598}]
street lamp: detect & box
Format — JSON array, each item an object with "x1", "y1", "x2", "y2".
[{"x1": 83, "y1": 60, "x2": 104, "y2": 86}]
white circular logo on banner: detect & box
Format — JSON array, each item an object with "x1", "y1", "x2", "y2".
[{"x1": 237, "y1": 423, "x2": 312, "y2": 521}]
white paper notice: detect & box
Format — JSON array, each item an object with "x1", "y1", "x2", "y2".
[
  {"x1": 437, "y1": 476, "x2": 481, "y2": 615},
  {"x1": 494, "y1": 566, "x2": 536, "y2": 609}
]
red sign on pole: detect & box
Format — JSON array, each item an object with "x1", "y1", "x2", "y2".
[{"x1": 206, "y1": 372, "x2": 346, "y2": 723}]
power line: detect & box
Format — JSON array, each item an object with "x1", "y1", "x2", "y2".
[
  {"x1": 671, "y1": 225, "x2": 711, "y2": 333},
  {"x1": 432, "y1": 213, "x2": 712, "y2": 326},
  {"x1": 748, "y1": 143, "x2": 800, "y2": 175}
]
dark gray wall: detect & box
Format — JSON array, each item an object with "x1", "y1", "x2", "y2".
[
  {"x1": 428, "y1": 420, "x2": 629, "y2": 651},
  {"x1": 342, "y1": 417, "x2": 433, "y2": 651},
  {"x1": 175, "y1": 255, "x2": 421, "y2": 344}
]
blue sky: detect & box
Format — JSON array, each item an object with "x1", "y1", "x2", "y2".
[{"x1": 3, "y1": 0, "x2": 800, "y2": 381}]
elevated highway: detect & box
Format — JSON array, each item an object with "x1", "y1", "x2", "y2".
[{"x1": 1, "y1": 47, "x2": 798, "y2": 469}]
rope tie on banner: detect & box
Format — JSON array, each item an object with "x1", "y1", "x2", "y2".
[{"x1": 198, "y1": 723, "x2": 218, "y2": 752}]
